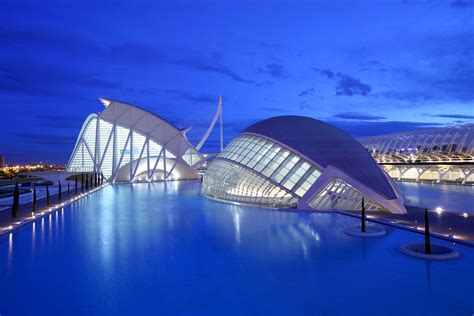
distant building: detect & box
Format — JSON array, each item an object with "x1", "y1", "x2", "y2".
[
  {"x1": 358, "y1": 124, "x2": 474, "y2": 184},
  {"x1": 0, "y1": 155, "x2": 4, "y2": 168}
]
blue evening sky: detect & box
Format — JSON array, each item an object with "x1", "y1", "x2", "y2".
[{"x1": 1, "y1": 0, "x2": 473, "y2": 163}]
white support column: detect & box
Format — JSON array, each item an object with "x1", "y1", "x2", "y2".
[
  {"x1": 163, "y1": 144, "x2": 167, "y2": 181},
  {"x1": 149, "y1": 147, "x2": 164, "y2": 181},
  {"x1": 83, "y1": 138, "x2": 95, "y2": 166},
  {"x1": 147, "y1": 138, "x2": 150, "y2": 181},
  {"x1": 98, "y1": 127, "x2": 114, "y2": 171},
  {"x1": 131, "y1": 136, "x2": 148, "y2": 181},
  {"x1": 112, "y1": 123, "x2": 117, "y2": 183},
  {"x1": 165, "y1": 160, "x2": 177, "y2": 180},
  {"x1": 94, "y1": 117, "x2": 99, "y2": 173},
  {"x1": 112, "y1": 129, "x2": 132, "y2": 181},
  {"x1": 130, "y1": 130, "x2": 134, "y2": 182}
]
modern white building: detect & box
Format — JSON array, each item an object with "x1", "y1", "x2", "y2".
[
  {"x1": 202, "y1": 116, "x2": 406, "y2": 214},
  {"x1": 358, "y1": 124, "x2": 474, "y2": 184},
  {"x1": 67, "y1": 98, "x2": 212, "y2": 183}
]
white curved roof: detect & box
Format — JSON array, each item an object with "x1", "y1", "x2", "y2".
[
  {"x1": 99, "y1": 98, "x2": 200, "y2": 159},
  {"x1": 203, "y1": 115, "x2": 406, "y2": 214},
  {"x1": 67, "y1": 98, "x2": 203, "y2": 182},
  {"x1": 243, "y1": 116, "x2": 397, "y2": 200}
]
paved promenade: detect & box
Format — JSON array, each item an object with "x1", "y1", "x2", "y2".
[
  {"x1": 0, "y1": 185, "x2": 102, "y2": 236},
  {"x1": 345, "y1": 205, "x2": 474, "y2": 245}
]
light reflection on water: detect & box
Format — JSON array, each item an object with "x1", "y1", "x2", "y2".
[
  {"x1": 0, "y1": 181, "x2": 473, "y2": 316},
  {"x1": 397, "y1": 181, "x2": 474, "y2": 213}
]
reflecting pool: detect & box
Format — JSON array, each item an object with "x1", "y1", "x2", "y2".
[
  {"x1": 1, "y1": 181, "x2": 473, "y2": 315},
  {"x1": 397, "y1": 181, "x2": 474, "y2": 213}
]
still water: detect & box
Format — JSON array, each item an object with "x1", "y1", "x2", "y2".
[
  {"x1": 0, "y1": 181, "x2": 473, "y2": 315},
  {"x1": 397, "y1": 181, "x2": 474, "y2": 213}
]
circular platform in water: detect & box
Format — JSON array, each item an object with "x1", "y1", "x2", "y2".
[
  {"x1": 344, "y1": 225, "x2": 386, "y2": 237},
  {"x1": 400, "y1": 243, "x2": 459, "y2": 260}
]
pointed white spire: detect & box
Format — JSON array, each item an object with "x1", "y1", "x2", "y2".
[
  {"x1": 196, "y1": 95, "x2": 223, "y2": 151},
  {"x1": 99, "y1": 98, "x2": 112, "y2": 107}
]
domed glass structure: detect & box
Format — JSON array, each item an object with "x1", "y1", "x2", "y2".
[{"x1": 202, "y1": 116, "x2": 406, "y2": 213}]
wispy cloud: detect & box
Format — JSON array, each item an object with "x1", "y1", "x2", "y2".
[
  {"x1": 0, "y1": 59, "x2": 121, "y2": 98},
  {"x1": 330, "y1": 121, "x2": 443, "y2": 138},
  {"x1": 312, "y1": 67, "x2": 371, "y2": 96},
  {"x1": 0, "y1": 26, "x2": 253, "y2": 84},
  {"x1": 423, "y1": 113, "x2": 474, "y2": 119},
  {"x1": 260, "y1": 63, "x2": 288, "y2": 78},
  {"x1": 298, "y1": 87, "x2": 315, "y2": 97},
  {"x1": 261, "y1": 107, "x2": 288, "y2": 113},
  {"x1": 335, "y1": 73, "x2": 371, "y2": 96},
  {"x1": 12, "y1": 132, "x2": 75, "y2": 145},
  {"x1": 162, "y1": 89, "x2": 219, "y2": 104},
  {"x1": 313, "y1": 67, "x2": 335, "y2": 79},
  {"x1": 333, "y1": 112, "x2": 386, "y2": 121},
  {"x1": 450, "y1": 0, "x2": 474, "y2": 8},
  {"x1": 177, "y1": 55, "x2": 253, "y2": 83},
  {"x1": 378, "y1": 31, "x2": 474, "y2": 102},
  {"x1": 34, "y1": 114, "x2": 86, "y2": 129}
]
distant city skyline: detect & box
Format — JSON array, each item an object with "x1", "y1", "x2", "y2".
[{"x1": 1, "y1": 0, "x2": 473, "y2": 163}]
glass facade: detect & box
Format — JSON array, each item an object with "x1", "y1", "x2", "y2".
[
  {"x1": 309, "y1": 179, "x2": 383, "y2": 211},
  {"x1": 202, "y1": 159, "x2": 298, "y2": 208},
  {"x1": 68, "y1": 117, "x2": 185, "y2": 182},
  {"x1": 202, "y1": 134, "x2": 321, "y2": 208}
]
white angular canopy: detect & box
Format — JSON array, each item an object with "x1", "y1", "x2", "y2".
[{"x1": 67, "y1": 99, "x2": 203, "y2": 182}]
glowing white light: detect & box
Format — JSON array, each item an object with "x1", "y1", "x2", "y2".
[{"x1": 99, "y1": 98, "x2": 111, "y2": 107}]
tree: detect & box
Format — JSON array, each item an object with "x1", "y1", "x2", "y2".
[
  {"x1": 12, "y1": 182, "x2": 20, "y2": 218},
  {"x1": 81, "y1": 174, "x2": 84, "y2": 193},
  {"x1": 86, "y1": 175, "x2": 89, "y2": 191},
  {"x1": 361, "y1": 197, "x2": 366, "y2": 233},
  {"x1": 424, "y1": 209, "x2": 432, "y2": 254}
]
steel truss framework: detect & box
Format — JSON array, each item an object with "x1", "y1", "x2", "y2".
[
  {"x1": 67, "y1": 99, "x2": 203, "y2": 183},
  {"x1": 309, "y1": 179, "x2": 383, "y2": 211},
  {"x1": 358, "y1": 124, "x2": 474, "y2": 184},
  {"x1": 358, "y1": 124, "x2": 474, "y2": 164}
]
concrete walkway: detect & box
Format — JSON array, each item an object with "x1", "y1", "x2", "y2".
[
  {"x1": 0, "y1": 184, "x2": 103, "y2": 236},
  {"x1": 345, "y1": 205, "x2": 474, "y2": 244}
]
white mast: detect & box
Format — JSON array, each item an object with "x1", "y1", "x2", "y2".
[{"x1": 196, "y1": 96, "x2": 223, "y2": 152}]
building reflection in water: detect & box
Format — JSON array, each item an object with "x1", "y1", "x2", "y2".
[{"x1": 233, "y1": 210, "x2": 241, "y2": 245}]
